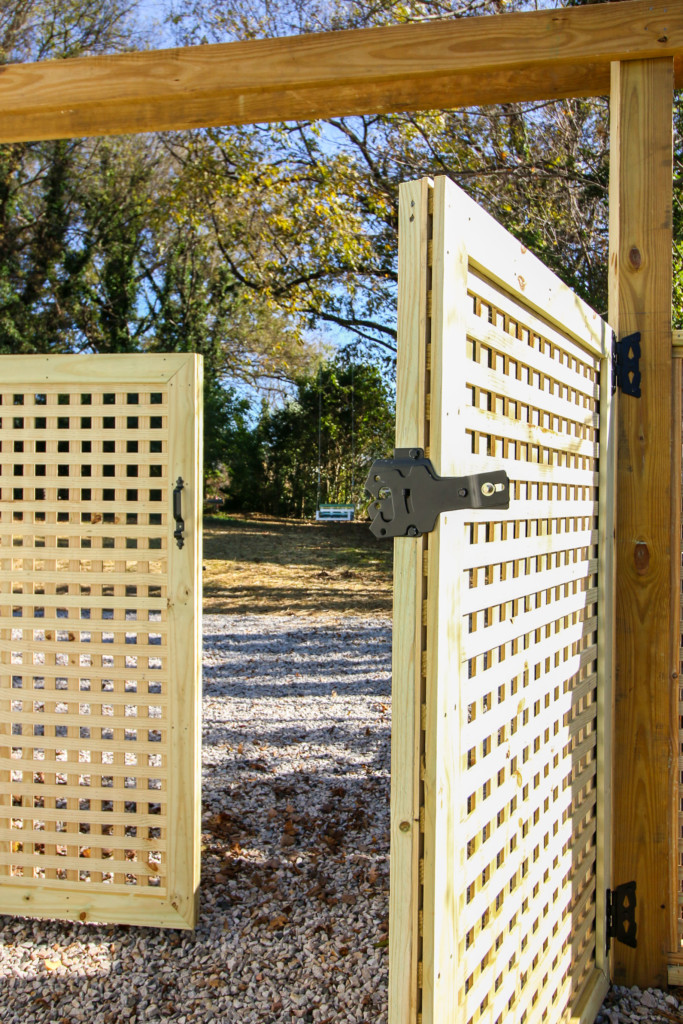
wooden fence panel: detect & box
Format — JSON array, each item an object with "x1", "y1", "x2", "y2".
[
  {"x1": 0, "y1": 354, "x2": 202, "y2": 929},
  {"x1": 390, "y1": 177, "x2": 615, "y2": 1024}
]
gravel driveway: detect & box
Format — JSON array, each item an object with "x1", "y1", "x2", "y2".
[
  {"x1": 4, "y1": 609, "x2": 681, "y2": 1024},
  {"x1": 1, "y1": 613, "x2": 392, "y2": 1024}
]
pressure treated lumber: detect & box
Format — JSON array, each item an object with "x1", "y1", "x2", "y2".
[
  {"x1": 0, "y1": 354, "x2": 203, "y2": 930},
  {"x1": 0, "y1": 0, "x2": 682, "y2": 141},
  {"x1": 388, "y1": 178, "x2": 428, "y2": 1024},
  {"x1": 415, "y1": 177, "x2": 614, "y2": 1024},
  {"x1": 670, "y1": 357, "x2": 682, "y2": 960},
  {"x1": 608, "y1": 59, "x2": 675, "y2": 989}
]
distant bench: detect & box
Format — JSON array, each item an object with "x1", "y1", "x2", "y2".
[
  {"x1": 204, "y1": 497, "x2": 223, "y2": 512},
  {"x1": 315, "y1": 504, "x2": 355, "y2": 522}
]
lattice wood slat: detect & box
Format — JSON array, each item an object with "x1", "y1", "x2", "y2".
[{"x1": 0, "y1": 354, "x2": 201, "y2": 929}]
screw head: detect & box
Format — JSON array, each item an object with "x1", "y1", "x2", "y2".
[
  {"x1": 458, "y1": 487, "x2": 468, "y2": 498},
  {"x1": 406, "y1": 525, "x2": 419, "y2": 537},
  {"x1": 408, "y1": 448, "x2": 421, "y2": 460},
  {"x1": 399, "y1": 821, "x2": 411, "y2": 832}
]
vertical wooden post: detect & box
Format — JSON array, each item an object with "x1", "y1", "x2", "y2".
[{"x1": 609, "y1": 57, "x2": 675, "y2": 987}]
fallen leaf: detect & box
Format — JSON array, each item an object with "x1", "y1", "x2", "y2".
[{"x1": 267, "y1": 914, "x2": 288, "y2": 932}]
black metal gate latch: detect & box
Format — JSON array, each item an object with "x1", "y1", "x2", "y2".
[{"x1": 364, "y1": 448, "x2": 510, "y2": 539}]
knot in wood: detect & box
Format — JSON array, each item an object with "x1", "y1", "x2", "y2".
[{"x1": 633, "y1": 540, "x2": 650, "y2": 575}]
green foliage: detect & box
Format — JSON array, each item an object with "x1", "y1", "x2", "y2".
[
  {"x1": 5, "y1": 0, "x2": 683, "y2": 498},
  {"x1": 0, "y1": 0, "x2": 619, "y2": 370},
  {"x1": 169, "y1": 0, "x2": 612, "y2": 326},
  {"x1": 222, "y1": 356, "x2": 395, "y2": 518},
  {"x1": 203, "y1": 380, "x2": 248, "y2": 474}
]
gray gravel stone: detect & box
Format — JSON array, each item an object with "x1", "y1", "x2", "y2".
[
  {"x1": 601, "y1": 982, "x2": 682, "y2": 1023},
  {"x1": 0, "y1": 613, "x2": 392, "y2": 1023}
]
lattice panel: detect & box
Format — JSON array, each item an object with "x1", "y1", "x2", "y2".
[
  {"x1": 0, "y1": 386, "x2": 169, "y2": 893},
  {"x1": 0, "y1": 357, "x2": 201, "y2": 929},
  {"x1": 453, "y1": 271, "x2": 603, "y2": 1023}
]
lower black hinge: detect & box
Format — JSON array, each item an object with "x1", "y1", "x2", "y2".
[
  {"x1": 606, "y1": 881, "x2": 637, "y2": 952},
  {"x1": 612, "y1": 331, "x2": 641, "y2": 397}
]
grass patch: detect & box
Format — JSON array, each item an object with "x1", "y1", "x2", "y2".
[{"x1": 202, "y1": 513, "x2": 393, "y2": 617}]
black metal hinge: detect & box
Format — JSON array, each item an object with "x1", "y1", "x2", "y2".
[
  {"x1": 364, "y1": 448, "x2": 510, "y2": 539},
  {"x1": 606, "y1": 881, "x2": 637, "y2": 953},
  {"x1": 612, "y1": 331, "x2": 641, "y2": 397}
]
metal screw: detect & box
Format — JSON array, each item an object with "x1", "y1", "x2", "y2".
[
  {"x1": 406, "y1": 525, "x2": 419, "y2": 537},
  {"x1": 408, "y1": 448, "x2": 421, "y2": 460},
  {"x1": 399, "y1": 821, "x2": 411, "y2": 832},
  {"x1": 481, "y1": 482, "x2": 495, "y2": 497},
  {"x1": 458, "y1": 487, "x2": 468, "y2": 498}
]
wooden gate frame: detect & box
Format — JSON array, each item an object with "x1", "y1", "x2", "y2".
[{"x1": 0, "y1": 0, "x2": 679, "y2": 990}]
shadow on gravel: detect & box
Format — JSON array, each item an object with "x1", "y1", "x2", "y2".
[
  {"x1": 201, "y1": 616, "x2": 392, "y2": 781},
  {"x1": 202, "y1": 623, "x2": 391, "y2": 694}
]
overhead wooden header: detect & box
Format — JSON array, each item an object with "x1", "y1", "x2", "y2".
[{"x1": 0, "y1": 0, "x2": 681, "y2": 141}]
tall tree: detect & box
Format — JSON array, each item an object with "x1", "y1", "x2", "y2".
[
  {"x1": 0, "y1": 0, "x2": 146, "y2": 352},
  {"x1": 165, "y1": 0, "x2": 612, "y2": 354},
  {"x1": 224, "y1": 356, "x2": 395, "y2": 517}
]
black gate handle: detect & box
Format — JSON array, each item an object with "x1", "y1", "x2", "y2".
[{"x1": 173, "y1": 477, "x2": 185, "y2": 549}]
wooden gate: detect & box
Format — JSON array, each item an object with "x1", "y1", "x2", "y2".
[
  {"x1": 0, "y1": 354, "x2": 202, "y2": 929},
  {"x1": 389, "y1": 178, "x2": 615, "y2": 1024}
]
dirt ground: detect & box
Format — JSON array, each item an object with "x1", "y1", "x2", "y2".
[{"x1": 202, "y1": 513, "x2": 393, "y2": 618}]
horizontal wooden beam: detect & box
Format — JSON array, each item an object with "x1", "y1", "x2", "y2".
[{"x1": 0, "y1": 0, "x2": 681, "y2": 141}]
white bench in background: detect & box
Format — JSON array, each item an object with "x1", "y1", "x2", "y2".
[{"x1": 315, "y1": 504, "x2": 355, "y2": 522}]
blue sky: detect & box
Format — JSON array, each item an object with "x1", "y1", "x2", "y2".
[{"x1": 136, "y1": 0, "x2": 176, "y2": 46}]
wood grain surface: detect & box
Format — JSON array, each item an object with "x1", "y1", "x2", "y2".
[
  {"x1": 0, "y1": 0, "x2": 681, "y2": 140},
  {"x1": 608, "y1": 58, "x2": 675, "y2": 988}
]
